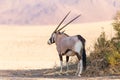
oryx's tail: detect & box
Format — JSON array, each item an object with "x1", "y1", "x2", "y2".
[
  {"x1": 82, "y1": 47, "x2": 86, "y2": 70},
  {"x1": 77, "y1": 35, "x2": 86, "y2": 70}
]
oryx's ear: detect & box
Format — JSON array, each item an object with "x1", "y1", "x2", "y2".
[{"x1": 61, "y1": 30, "x2": 65, "y2": 33}]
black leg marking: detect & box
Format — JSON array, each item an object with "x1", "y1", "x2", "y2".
[
  {"x1": 62, "y1": 49, "x2": 72, "y2": 55},
  {"x1": 59, "y1": 54, "x2": 63, "y2": 61},
  {"x1": 75, "y1": 52, "x2": 81, "y2": 61},
  {"x1": 66, "y1": 56, "x2": 69, "y2": 62},
  {"x1": 62, "y1": 49, "x2": 71, "y2": 55},
  {"x1": 65, "y1": 49, "x2": 71, "y2": 54}
]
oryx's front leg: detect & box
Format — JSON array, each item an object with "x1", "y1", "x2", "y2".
[
  {"x1": 59, "y1": 54, "x2": 63, "y2": 74},
  {"x1": 66, "y1": 56, "x2": 69, "y2": 75}
]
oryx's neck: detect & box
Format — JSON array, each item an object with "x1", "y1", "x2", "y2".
[{"x1": 55, "y1": 33, "x2": 68, "y2": 46}]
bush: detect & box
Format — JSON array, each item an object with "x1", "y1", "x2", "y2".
[
  {"x1": 83, "y1": 11, "x2": 120, "y2": 77},
  {"x1": 85, "y1": 30, "x2": 120, "y2": 76}
]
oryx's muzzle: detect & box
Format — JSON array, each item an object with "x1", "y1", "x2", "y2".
[
  {"x1": 47, "y1": 39, "x2": 51, "y2": 45},
  {"x1": 47, "y1": 36, "x2": 55, "y2": 45}
]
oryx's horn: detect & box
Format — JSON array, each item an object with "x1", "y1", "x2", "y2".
[
  {"x1": 58, "y1": 14, "x2": 81, "y2": 32},
  {"x1": 53, "y1": 11, "x2": 71, "y2": 32}
]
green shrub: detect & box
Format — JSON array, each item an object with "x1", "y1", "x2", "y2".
[
  {"x1": 106, "y1": 51, "x2": 120, "y2": 66},
  {"x1": 86, "y1": 30, "x2": 120, "y2": 76}
]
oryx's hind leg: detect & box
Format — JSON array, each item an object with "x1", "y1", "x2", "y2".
[
  {"x1": 74, "y1": 41, "x2": 83, "y2": 76},
  {"x1": 76, "y1": 51, "x2": 83, "y2": 77},
  {"x1": 75, "y1": 52, "x2": 82, "y2": 76},
  {"x1": 78, "y1": 59, "x2": 83, "y2": 77},
  {"x1": 78, "y1": 48, "x2": 84, "y2": 77}
]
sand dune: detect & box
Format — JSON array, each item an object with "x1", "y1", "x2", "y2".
[{"x1": 0, "y1": 21, "x2": 115, "y2": 70}]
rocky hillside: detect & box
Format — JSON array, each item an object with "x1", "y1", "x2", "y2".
[{"x1": 0, "y1": 0, "x2": 120, "y2": 25}]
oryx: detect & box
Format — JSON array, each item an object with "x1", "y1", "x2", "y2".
[{"x1": 47, "y1": 11, "x2": 86, "y2": 77}]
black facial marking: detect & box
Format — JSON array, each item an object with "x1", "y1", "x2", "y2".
[
  {"x1": 49, "y1": 34, "x2": 55, "y2": 44},
  {"x1": 49, "y1": 37, "x2": 52, "y2": 42}
]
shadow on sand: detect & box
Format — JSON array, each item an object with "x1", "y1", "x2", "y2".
[
  {"x1": 0, "y1": 65, "x2": 120, "y2": 79},
  {"x1": 0, "y1": 65, "x2": 80, "y2": 79}
]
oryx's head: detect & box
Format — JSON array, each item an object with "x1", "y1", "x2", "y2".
[
  {"x1": 47, "y1": 32, "x2": 56, "y2": 45},
  {"x1": 47, "y1": 11, "x2": 81, "y2": 45}
]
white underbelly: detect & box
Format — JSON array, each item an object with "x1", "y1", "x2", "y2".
[{"x1": 66, "y1": 51, "x2": 75, "y2": 56}]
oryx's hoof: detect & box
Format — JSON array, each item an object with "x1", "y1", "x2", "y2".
[
  {"x1": 59, "y1": 71, "x2": 64, "y2": 75},
  {"x1": 75, "y1": 73, "x2": 81, "y2": 77},
  {"x1": 75, "y1": 72, "x2": 78, "y2": 76},
  {"x1": 77, "y1": 74, "x2": 81, "y2": 77},
  {"x1": 58, "y1": 73, "x2": 62, "y2": 76},
  {"x1": 65, "y1": 73, "x2": 69, "y2": 76}
]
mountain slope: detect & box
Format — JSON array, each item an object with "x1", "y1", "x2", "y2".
[{"x1": 0, "y1": 0, "x2": 120, "y2": 25}]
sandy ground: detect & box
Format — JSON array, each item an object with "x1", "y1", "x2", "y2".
[
  {"x1": 0, "y1": 21, "x2": 119, "y2": 79},
  {"x1": 0, "y1": 69, "x2": 120, "y2": 80},
  {"x1": 0, "y1": 77, "x2": 119, "y2": 80}
]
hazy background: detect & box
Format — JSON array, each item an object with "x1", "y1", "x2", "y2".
[{"x1": 0, "y1": 0, "x2": 120, "y2": 25}]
